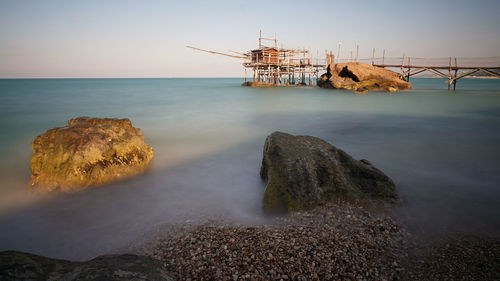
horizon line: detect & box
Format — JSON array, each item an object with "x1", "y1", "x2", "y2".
[{"x1": 0, "y1": 77, "x2": 248, "y2": 80}]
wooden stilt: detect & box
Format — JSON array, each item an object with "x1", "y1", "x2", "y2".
[
  {"x1": 448, "y1": 57, "x2": 452, "y2": 91},
  {"x1": 453, "y1": 57, "x2": 458, "y2": 90},
  {"x1": 259, "y1": 30, "x2": 262, "y2": 49},
  {"x1": 407, "y1": 58, "x2": 410, "y2": 81},
  {"x1": 337, "y1": 43, "x2": 341, "y2": 64},
  {"x1": 401, "y1": 53, "x2": 405, "y2": 74}
]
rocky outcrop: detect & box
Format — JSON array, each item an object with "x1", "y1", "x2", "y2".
[
  {"x1": 0, "y1": 251, "x2": 175, "y2": 281},
  {"x1": 260, "y1": 132, "x2": 398, "y2": 213},
  {"x1": 317, "y1": 62, "x2": 412, "y2": 92},
  {"x1": 30, "y1": 117, "x2": 154, "y2": 193}
]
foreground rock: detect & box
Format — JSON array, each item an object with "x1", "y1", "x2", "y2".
[
  {"x1": 0, "y1": 251, "x2": 174, "y2": 281},
  {"x1": 317, "y1": 62, "x2": 412, "y2": 92},
  {"x1": 149, "y1": 202, "x2": 409, "y2": 281},
  {"x1": 260, "y1": 132, "x2": 397, "y2": 213},
  {"x1": 30, "y1": 117, "x2": 154, "y2": 193}
]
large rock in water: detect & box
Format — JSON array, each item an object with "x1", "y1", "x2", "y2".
[
  {"x1": 260, "y1": 132, "x2": 398, "y2": 213},
  {"x1": 0, "y1": 251, "x2": 175, "y2": 281},
  {"x1": 317, "y1": 62, "x2": 412, "y2": 92},
  {"x1": 30, "y1": 117, "x2": 154, "y2": 193}
]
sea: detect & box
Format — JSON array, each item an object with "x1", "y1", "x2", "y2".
[{"x1": 0, "y1": 77, "x2": 499, "y2": 260}]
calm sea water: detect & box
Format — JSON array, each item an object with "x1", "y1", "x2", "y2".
[{"x1": 0, "y1": 78, "x2": 499, "y2": 260}]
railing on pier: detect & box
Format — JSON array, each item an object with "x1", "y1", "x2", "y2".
[{"x1": 371, "y1": 56, "x2": 500, "y2": 90}]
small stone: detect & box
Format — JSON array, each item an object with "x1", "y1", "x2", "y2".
[{"x1": 386, "y1": 86, "x2": 398, "y2": 92}]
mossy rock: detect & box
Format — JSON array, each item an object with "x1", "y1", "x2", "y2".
[
  {"x1": 0, "y1": 251, "x2": 175, "y2": 281},
  {"x1": 260, "y1": 132, "x2": 398, "y2": 213},
  {"x1": 30, "y1": 117, "x2": 154, "y2": 193}
]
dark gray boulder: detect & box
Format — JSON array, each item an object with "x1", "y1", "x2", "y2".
[
  {"x1": 260, "y1": 132, "x2": 398, "y2": 213},
  {"x1": 0, "y1": 251, "x2": 175, "y2": 281}
]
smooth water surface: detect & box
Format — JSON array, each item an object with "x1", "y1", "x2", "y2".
[{"x1": 0, "y1": 78, "x2": 499, "y2": 260}]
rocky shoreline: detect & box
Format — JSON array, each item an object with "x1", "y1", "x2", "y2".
[
  {"x1": 2, "y1": 128, "x2": 498, "y2": 280},
  {"x1": 3, "y1": 203, "x2": 498, "y2": 280}
]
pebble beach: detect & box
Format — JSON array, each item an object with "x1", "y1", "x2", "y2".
[{"x1": 141, "y1": 202, "x2": 500, "y2": 280}]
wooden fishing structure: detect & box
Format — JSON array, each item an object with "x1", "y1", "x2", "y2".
[
  {"x1": 187, "y1": 31, "x2": 325, "y2": 86},
  {"x1": 187, "y1": 32, "x2": 500, "y2": 90}
]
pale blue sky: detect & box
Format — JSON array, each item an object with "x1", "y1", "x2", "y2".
[{"x1": 1, "y1": 0, "x2": 499, "y2": 78}]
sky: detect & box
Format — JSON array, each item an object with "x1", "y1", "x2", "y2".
[{"x1": 0, "y1": 0, "x2": 499, "y2": 78}]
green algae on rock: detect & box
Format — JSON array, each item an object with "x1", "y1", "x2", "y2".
[
  {"x1": 260, "y1": 132, "x2": 398, "y2": 213},
  {"x1": 30, "y1": 117, "x2": 154, "y2": 193}
]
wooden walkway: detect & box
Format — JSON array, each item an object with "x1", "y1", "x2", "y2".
[{"x1": 373, "y1": 57, "x2": 500, "y2": 90}]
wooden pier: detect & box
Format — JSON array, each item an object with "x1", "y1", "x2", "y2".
[{"x1": 374, "y1": 57, "x2": 500, "y2": 90}]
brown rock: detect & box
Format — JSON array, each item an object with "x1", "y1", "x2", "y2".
[
  {"x1": 317, "y1": 62, "x2": 412, "y2": 92},
  {"x1": 354, "y1": 88, "x2": 368, "y2": 94},
  {"x1": 386, "y1": 86, "x2": 398, "y2": 92},
  {"x1": 328, "y1": 75, "x2": 359, "y2": 90},
  {"x1": 30, "y1": 117, "x2": 154, "y2": 193}
]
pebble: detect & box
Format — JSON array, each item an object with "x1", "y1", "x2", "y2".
[{"x1": 147, "y1": 201, "x2": 410, "y2": 280}]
